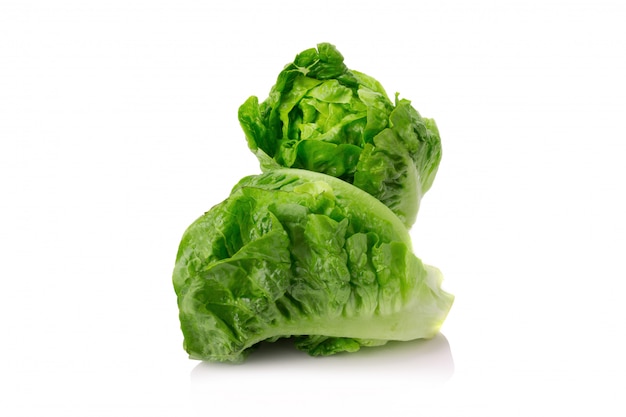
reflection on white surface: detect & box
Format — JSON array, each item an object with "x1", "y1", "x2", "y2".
[
  {"x1": 191, "y1": 332, "x2": 453, "y2": 380},
  {"x1": 189, "y1": 334, "x2": 453, "y2": 412}
]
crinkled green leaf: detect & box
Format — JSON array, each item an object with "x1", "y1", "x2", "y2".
[{"x1": 173, "y1": 169, "x2": 453, "y2": 362}]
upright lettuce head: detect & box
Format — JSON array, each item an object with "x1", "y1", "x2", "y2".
[
  {"x1": 173, "y1": 169, "x2": 453, "y2": 363},
  {"x1": 238, "y1": 43, "x2": 442, "y2": 228}
]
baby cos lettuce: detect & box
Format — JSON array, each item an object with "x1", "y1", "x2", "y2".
[
  {"x1": 238, "y1": 43, "x2": 442, "y2": 228},
  {"x1": 173, "y1": 169, "x2": 454, "y2": 362},
  {"x1": 173, "y1": 43, "x2": 453, "y2": 363}
]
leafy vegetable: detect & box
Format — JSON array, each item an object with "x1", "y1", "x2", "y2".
[
  {"x1": 238, "y1": 42, "x2": 442, "y2": 228},
  {"x1": 173, "y1": 43, "x2": 453, "y2": 363},
  {"x1": 173, "y1": 169, "x2": 454, "y2": 362}
]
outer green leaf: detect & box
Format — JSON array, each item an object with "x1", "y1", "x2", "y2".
[{"x1": 173, "y1": 169, "x2": 453, "y2": 362}]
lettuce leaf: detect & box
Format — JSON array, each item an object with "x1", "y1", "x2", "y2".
[
  {"x1": 173, "y1": 169, "x2": 453, "y2": 362},
  {"x1": 238, "y1": 43, "x2": 442, "y2": 228}
]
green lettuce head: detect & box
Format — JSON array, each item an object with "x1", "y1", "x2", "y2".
[
  {"x1": 173, "y1": 169, "x2": 453, "y2": 363},
  {"x1": 238, "y1": 43, "x2": 442, "y2": 228}
]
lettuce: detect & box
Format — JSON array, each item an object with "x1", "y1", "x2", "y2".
[
  {"x1": 238, "y1": 43, "x2": 442, "y2": 228},
  {"x1": 173, "y1": 43, "x2": 453, "y2": 363},
  {"x1": 173, "y1": 169, "x2": 453, "y2": 362}
]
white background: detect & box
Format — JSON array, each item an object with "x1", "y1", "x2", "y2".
[{"x1": 2, "y1": 0, "x2": 625, "y2": 415}]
